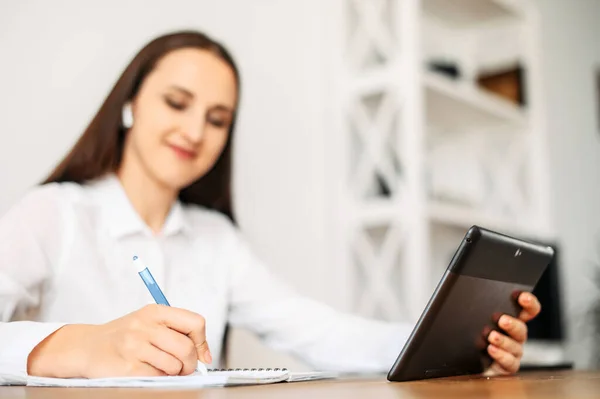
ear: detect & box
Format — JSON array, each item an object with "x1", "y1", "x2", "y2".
[{"x1": 122, "y1": 102, "x2": 134, "y2": 129}]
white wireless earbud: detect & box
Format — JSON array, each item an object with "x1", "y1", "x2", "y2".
[{"x1": 122, "y1": 102, "x2": 134, "y2": 128}]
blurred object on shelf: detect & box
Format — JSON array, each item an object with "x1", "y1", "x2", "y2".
[
  {"x1": 526, "y1": 241, "x2": 565, "y2": 342},
  {"x1": 427, "y1": 60, "x2": 461, "y2": 80},
  {"x1": 477, "y1": 64, "x2": 527, "y2": 107}
]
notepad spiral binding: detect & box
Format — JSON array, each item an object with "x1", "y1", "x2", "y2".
[{"x1": 208, "y1": 368, "x2": 289, "y2": 372}]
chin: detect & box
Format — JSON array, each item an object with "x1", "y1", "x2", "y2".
[
  {"x1": 154, "y1": 171, "x2": 195, "y2": 192},
  {"x1": 157, "y1": 168, "x2": 208, "y2": 192}
]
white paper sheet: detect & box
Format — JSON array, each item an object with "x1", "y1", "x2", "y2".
[
  {"x1": 24, "y1": 369, "x2": 339, "y2": 388},
  {"x1": 26, "y1": 369, "x2": 290, "y2": 388}
]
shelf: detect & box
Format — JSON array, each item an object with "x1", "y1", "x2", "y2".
[
  {"x1": 424, "y1": 71, "x2": 527, "y2": 130},
  {"x1": 354, "y1": 198, "x2": 403, "y2": 227},
  {"x1": 428, "y1": 200, "x2": 515, "y2": 233},
  {"x1": 427, "y1": 200, "x2": 552, "y2": 240},
  {"x1": 422, "y1": 0, "x2": 525, "y2": 29}
]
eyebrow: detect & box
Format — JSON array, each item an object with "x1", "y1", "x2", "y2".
[
  {"x1": 169, "y1": 85, "x2": 195, "y2": 98},
  {"x1": 168, "y1": 85, "x2": 235, "y2": 113},
  {"x1": 211, "y1": 104, "x2": 234, "y2": 114}
]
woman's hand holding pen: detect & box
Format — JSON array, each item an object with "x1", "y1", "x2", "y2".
[{"x1": 27, "y1": 304, "x2": 212, "y2": 378}]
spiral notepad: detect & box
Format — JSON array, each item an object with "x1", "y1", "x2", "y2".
[
  {"x1": 208, "y1": 368, "x2": 337, "y2": 382},
  {"x1": 25, "y1": 368, "x2": 337, "y2": 388},
  {"x1": 209, "y1": 367, "x2": 288, "y2": 373}
]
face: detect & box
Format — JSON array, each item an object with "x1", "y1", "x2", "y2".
[{"x1": 123, "y1": 48, "x2": 237, "y2": 191}]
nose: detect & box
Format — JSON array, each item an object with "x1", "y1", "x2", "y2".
[{"x1": 182, "y1": 114, "x2": 206, "y2": 144}]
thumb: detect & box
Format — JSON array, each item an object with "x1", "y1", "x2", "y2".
[{"x1": 193, "y1": 338, "x2": 212, "y2": 364}]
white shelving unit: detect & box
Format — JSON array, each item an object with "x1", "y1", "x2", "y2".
[
  {"x1": 330, "y1": 0, "x2": 555, "y2": 335},
  {"x1": 422, "y1": 0, "x2": 554, "y2": 269}
]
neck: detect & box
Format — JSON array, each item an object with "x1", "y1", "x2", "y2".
[{"x1": 116, "y1": 157, "x2": 178, "y2": 235}]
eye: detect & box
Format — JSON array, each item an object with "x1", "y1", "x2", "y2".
[
  {"x1": 207, "y1": 116, "x2": 229, "y2": 128},
  {"x1": 207, "y1": 110, "x2": 232, "y2": 129},
  {"x1": 164, "y1": 96, "x2": 186, "y2": 111}
]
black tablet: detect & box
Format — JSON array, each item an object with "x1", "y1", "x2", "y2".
[{"x1": 387, "y1": 225, "x2": 554, "y2": 382}]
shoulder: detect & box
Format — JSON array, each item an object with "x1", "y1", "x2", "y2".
[
  {"x1": 15, "y1": 180, "x2": 93, "y2": 220},
  {"x1": 0, "y1": 181, "x2": 89, "y2": 248},
  {"x1": 26, "y1": 180, "x2": 84, "y2": 201},
  {"x1": 5, "y1": 181, "x2": 85, "y2": 219}
]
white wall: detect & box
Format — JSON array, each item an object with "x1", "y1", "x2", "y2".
[
  {"x1": 0, "y1": 0, "x2": 334, "y2": 370},
  {"x1": 537, "y1": 0, "x2": 600, "y2": 369}
]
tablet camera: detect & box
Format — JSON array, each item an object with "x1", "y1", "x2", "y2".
[{"x1": 515, "y1": 249, "x2": 522, "y2": 257}]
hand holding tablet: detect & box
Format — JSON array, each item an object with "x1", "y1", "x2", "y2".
[{"x1": 387, "y1": 226, "x2": 553, "y2": 382}]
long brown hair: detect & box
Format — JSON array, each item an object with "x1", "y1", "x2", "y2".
[{"x1": 43, "y1": 30, "x2": 240, "y2": 221}]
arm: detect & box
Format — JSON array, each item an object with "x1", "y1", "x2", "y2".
[
  {"x1": 0, "y1": 186, "x2": 67, "y2": 384},
  {"x1": 226, "y1": 231, "x2": 413, "y2": 373},
  {"x1": 223, "y1": 222, "x2": 542, "y2": 375},
  {"x1": 0, "y1": 186, "x2": 215, "y2": 381}
]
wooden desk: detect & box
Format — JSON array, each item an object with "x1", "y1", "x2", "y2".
[{"x1": 2, "y1": 371, "x2": 599, "y2": 399}]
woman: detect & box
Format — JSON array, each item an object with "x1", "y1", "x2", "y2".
[{"x1": 0, "y1": 31, "x2": 540, "y2": 382}]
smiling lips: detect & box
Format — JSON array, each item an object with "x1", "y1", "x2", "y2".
[{"x1": 168, "y1": 144, "x2": 197, "y2": 160}]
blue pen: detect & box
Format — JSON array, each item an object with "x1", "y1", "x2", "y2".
[{"x1": 132, "y1": 255, "x2": 208, "y2": 375}]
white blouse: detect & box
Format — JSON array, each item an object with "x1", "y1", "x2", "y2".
[{"x1": 0, "y1": 174, "x2": 411, "y2": 384}]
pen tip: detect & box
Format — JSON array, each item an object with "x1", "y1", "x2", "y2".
[{"x1": 133, "y1": 255, "x2": 138, "y2": 261}]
